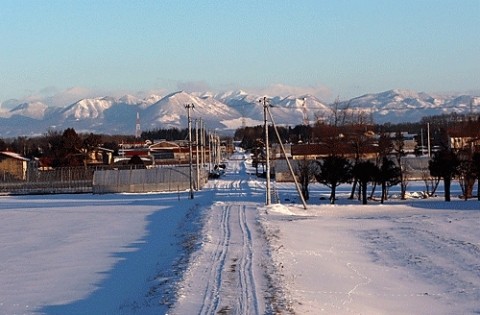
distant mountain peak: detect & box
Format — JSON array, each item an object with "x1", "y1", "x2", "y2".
[
  {"x1": 118, "y1": 94, "x2": 141, "y2": 104},
  {"x1": 9, "y1": 101, "x2": 49, "y2": 120},
  {"x1": 0, "y1": 89, "x2": 478, "y2": 137}
]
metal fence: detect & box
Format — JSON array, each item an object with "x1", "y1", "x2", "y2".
[
  {"x1": 92, "y1": 166, "x2": 208, "y2": 194},
  {"x1": 1, "y1": 165, "x2": 208, "y2": 195},
  {"x1": 0, "y1": 167, "x2": 94, "y2": 195}
]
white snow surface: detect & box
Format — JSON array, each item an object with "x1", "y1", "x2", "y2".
[{"x1": 0, "y1": 153, "x2": 479, "y2": 314}]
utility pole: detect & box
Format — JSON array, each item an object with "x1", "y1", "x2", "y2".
[
  {"x1": 195, "y1": 119, "x2": 200, "y2": 190},
  {"x1": 213, "y1": 130, "x2": 218, "y2": 166},
  {"x1": 185, "y1": 103, "x2": 194, "y2": 199},
  {"x1": 216, "y1": 132, "x2": 221, "y2": 165},
  {"x1": 260, "y1": 97, "x2": 271, "y2": 205},
  {"x1": 200, "y1": 118, "x2": 205, "y2": 168},
  {"x1": 266, "y1": 104, "x2": 307, "y2": 209},
  {"x1": 208, "y1": 132, "x2": 212, "y2": 173},
  {"x1": 427, "y1": 122, "x2": 431, "y2": 158}
]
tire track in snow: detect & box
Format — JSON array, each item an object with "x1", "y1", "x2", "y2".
[
  {"x1": 171, "y1": 159, "x2": 266, "y2": 315},
  {"x1": 208, "y1": 203, "x2": 261, "y2": 314},
  {"x1": 198, "y1": 203, "x2": 231, "y2": 315},
  {"x1": 237, "y1": 204, "x2": 260, "y2": 315}
]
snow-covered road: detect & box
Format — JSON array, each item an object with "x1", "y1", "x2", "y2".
[{"x1": 169, "y1": 156, "x2": 271, "y2": 314}]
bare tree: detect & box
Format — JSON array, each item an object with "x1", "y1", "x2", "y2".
[
  {"x1": 295, "y1": 157, "x2": 318, "y2": 201},
  {"x1": 378, "y1": 157, "x2": 401, "y2": 203},
  {"x1": 352, "y1": 160, "x2": 379, "y2": 204},
  {"x1": 422, "y1": 172, "x2": 440, "y2": 197},
  {"x1": 472, "y1": 152, "x2": 480, "y2": 201},
  {"x1": 429, "y1": 149, "x2": 460, "y2": 202},
  {"x1": 457, "y1": 149, "x2": 477, "y2": 200},
  {"x1": 392, "y1": 131, "x2": 409, "y2": 199}
]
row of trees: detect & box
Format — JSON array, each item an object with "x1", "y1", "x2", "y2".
[
  {"x1": 297, "y1": 149, "x2": 480, "y2": 205},
  {"x1": 297, "y1": 155, "x2": 401, "y2": 205}
]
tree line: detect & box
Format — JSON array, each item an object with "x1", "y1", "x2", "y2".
[
  {"x1": 237, "y1": 106, "x2": 480, "y2": 203},
  {"x1": 0, "y1": 127, "x2": 189, "y2": 168},
  {"x1": 295, "y1": 150, "x2": 480, "y2": 205}
]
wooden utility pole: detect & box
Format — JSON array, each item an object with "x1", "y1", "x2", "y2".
[
  {"x1": 195, "y1": 119, "x2": 200, "y2": 190},
  {"x1": 200, "y1": 118, "x2": 205, "y2": 168},
  {"x1": 266, "y1": 105, "x2": 307, "y2": 209},
  {"x1": 208, "y1": 132, "x2": 212, "y2": 173},
  {"x1": 260, "y1": 97, "x2": 271, "y2": 205},
  {"x1": 185, "y1": 103, "x2": 194, "y2": 199}
]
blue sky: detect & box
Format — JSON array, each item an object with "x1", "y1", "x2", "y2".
[{"x1": 1, "y1": 0, "x2": 479, "y2": 105}]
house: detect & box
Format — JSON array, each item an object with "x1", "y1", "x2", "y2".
[
  {"x1": 116, "y1": 139, "x2": 220, "y2": 166},
  {"x1": 84, "y1": 147, "x2": 115, "y2": 166},
  {"x1": 271, "y1": 143, "x2": 292, "y2": 159},
  {"x1": 149, "y1": 140, "x2": 190, "y2": 165},
  {"x1": 0, "y1": 151, "x2": 30, "y2": 180},
  {"x1": 116, "y1": 142, "x2": 152, "y2": 165},
  {"x1": 290, "y1": 143, "x2": 378, "y2": 160},
  {"x1": 149, "y1": 139, "x2": 218, "y2": 166},
  {"x1": 385, "y1": 132, "x2": 418, "y2": 154},
  {"x1": 448, "y1": 131, "x2": 480, "y2": 151},
  {"x1": 446, "y1": 118, "x2": 480, "y2": 152}
]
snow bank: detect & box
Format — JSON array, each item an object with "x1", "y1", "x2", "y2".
[{"x1": 264, "y1": 203, "x2": 295, "y2": 215}]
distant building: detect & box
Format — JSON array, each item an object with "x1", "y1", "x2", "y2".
[
  {"x1": 0, "y1": 151, "x2": 30, "y2": 180},
  {"x1": 271, "y1": 143, "x2": 292, "y2": 159},
  {"x1": 447, "y1": 120, "x2": 480, "y2": 151},
  {"x1": 116, "y1": 142, "x2": 152, "y2": 165},
  {"x1": 149, "y1": 140, "x2": 190, "y2": 165},
  {"x1": 84, "y1": 147, "x2": 114, "y2": 166},
  {"x1": 385, "y1": 132, "x2": 418, "y2": 154},
  {"x1": 290, "y1": 143, "x2": 378, "y2": 160}
]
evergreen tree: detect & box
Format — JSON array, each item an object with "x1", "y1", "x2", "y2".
[{"x1": 315, "y1": 155, "x2": 352, "y2": 204}]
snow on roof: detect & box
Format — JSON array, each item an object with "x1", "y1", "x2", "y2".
[{"x1": 0, "y1": 151, "x2": 30, "y2": 161}]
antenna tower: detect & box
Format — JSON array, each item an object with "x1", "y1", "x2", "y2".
[
  {"x1": 302, "y1": 98, "x2": 309, "y2": 126},
  {"x1": 241, "y1": 104, "x2": 246, "y2": 129},
  {"x1": 135, "y1": 112, "x2": 141, "y2": 139}
]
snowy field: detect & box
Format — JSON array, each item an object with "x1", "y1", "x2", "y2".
[{"x1": 0, "y1": 152, "x2": 479, "y2": 315}]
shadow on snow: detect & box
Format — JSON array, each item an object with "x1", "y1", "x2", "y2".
[{"x1": 40, "y1": 192, "x2": 208, "y2": 315}]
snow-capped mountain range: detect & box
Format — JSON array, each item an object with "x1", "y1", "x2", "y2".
[{"x1": 0, "y1": 89, "x2": 478, "y2": 137}]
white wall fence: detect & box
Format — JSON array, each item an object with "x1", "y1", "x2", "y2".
[{"x1": 92, "y1": 166, "x2": 208, "y2": 194}]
